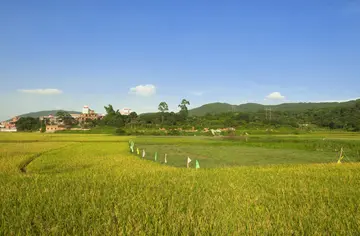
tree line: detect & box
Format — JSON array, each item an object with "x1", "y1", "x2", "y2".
[{"x1": 15, "y1": 99, "x2": 360, "y2": 132}]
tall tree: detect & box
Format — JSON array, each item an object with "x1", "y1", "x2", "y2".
[
  {"x1": 158, "y1": 102, "x2": 169, "y2": 124},
  {"x1": 56, "y1": 110, "x2": 74, "y2": 126},
  {"x1": 178, "y1": 99, "x2": 190, "y2": 120},
  {"x1": 127, "y1": 112, "x2": 138, "y2": 128},
  {"x1": 129, "y1": 112, "x2": 138, "y2": 120},
  {"x1": 158, "y1": 102, "x2": 169, "y2": 113},
  {"x1": 102, "y1": 104, "x2": 124, "y2": 127},
  {"x1": 104, "y1": 104, "x2": 117, "y2": 115}
]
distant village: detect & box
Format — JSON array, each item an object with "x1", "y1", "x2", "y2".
[{"x1": 0, "y1": 106, "x2": 132, "y2": 132}]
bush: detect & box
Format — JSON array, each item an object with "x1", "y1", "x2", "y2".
[
  {"x1": 114, "y1": 128, "x2": 127, "y2": 135},
  {"x1": 225, "y1": 130, "x2": 236, "y2": 136},
  {"x1": 150, "y1": 131, "x2": 162, "y2": 136},
  {"x1": 40, "y1": 124, "x2": 46, "y2": 133},
  {"x1": 292, "y1": 130, "x2": 300, "y2": 135}
]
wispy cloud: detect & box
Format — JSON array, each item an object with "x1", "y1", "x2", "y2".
[
  {"x1": 265, "y1": 92, "x2": 285, "y2": 100},
  {"x1": 129, "y1": 84, "x2": 156, "y2": 96},
  {"x1": 17, "y1": 88, "x2": 63, "y2": 95}
]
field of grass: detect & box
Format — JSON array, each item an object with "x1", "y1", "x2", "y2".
[
  {"x1": 1, "y1": 133, "x2": 360, "y2": 234},
  {"x1": 134, "y1": 135, "x2": 360, "y2": 168}
]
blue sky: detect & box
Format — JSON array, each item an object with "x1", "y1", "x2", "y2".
[{"x1": 1, "y1": 0, "x2": 359, "y2": 120}]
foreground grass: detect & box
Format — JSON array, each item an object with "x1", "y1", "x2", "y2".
[{"x1": 1, "y1": 133, "x2": 360, "y2": 234}]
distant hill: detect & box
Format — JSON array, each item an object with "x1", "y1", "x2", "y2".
[
  {"x1": 189, "y1": 99, "x2": 360, "y2": 116},
  {"x1": 17, "y1": 110, "x2": 81, "y2": 118},
  {"x1": 11, "y1": 99, "x2": 360, "y2": 119}
]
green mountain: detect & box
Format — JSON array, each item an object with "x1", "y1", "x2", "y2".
[
  {"x1": 189, "y1": 100, "x2": 360, "y2": 116},
  {"x1": 17, "y1": 110, "x2": 81, "y2": 118}
]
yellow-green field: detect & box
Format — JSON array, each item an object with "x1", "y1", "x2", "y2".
[{"x1": 1, "y1": 133, "x2": 360, "y2": 235}]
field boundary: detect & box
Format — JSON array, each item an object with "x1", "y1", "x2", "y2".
[
  {"x1": 0, "y1": 140, "x2": 129, "y2": 143},
  {"x1": 18, "y1": 144, "x2": 75, "y2": 173}
]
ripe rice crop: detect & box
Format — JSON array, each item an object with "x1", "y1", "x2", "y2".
[{"x1": 1, "y1": 133, "x2": 360, "y2": 234}]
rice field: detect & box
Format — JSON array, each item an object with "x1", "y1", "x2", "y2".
[{"x1": 1, "y1": 133, "x2": 360, "y2": 235}]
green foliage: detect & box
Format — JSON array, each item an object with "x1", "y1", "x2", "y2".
[
  {"x1": 102, "y1": 104, "x2": 125, "y2": 127},
  {"x1": 178, "y1": 99, "x2": 190, "y2": 119},
  {"x1": 158, "y1": 102, "x2": 169, "y2": 113},
  {"x1": 158, "y1": 102, "x2": 169, "y2": 124},
  {"x1": 15, "y1": 117, "x2": 40, "y2": 131},
  {"x1": 104, "y1": 104, "x2": 117, "y2": 115},
  {"x1": 168, "y1": 129, "x2": 181, "y2": 136},
  {"x1": 189, "y1": 99, "x2": 360, "y2": 116},
  {"x1": 56, "y1": 110, "x2": 76, "y2": 126},
  {"x1": 80, "y1": 118, "x2": 98, "y2": 129},
  {"x1": 114, "y1": 128, "x2": 127, "y2": 135},
  {"x1": 13, "y1": 110, "x2": 81, "y2": 119},
  {"x1": 40, "y1": 121, "x2": 46, "y2": 133},
  {"x1": 128, "y1": 112, "x2": 138, "y2": 120},
  {"x1": 54, "y1": 99, "x2": 360, "y2": 133}
]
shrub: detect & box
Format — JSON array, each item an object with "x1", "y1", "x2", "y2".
[
  {"x1": 168, "y1": 129, "x2": 181, "y2": 136},
  {"x1": 114, "y1": 128, "x2": 127, "y2": 135}
]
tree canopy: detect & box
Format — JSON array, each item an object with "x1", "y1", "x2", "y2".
[{"x1": 16, "y1": 117, "x2": 40, "y2": 132}]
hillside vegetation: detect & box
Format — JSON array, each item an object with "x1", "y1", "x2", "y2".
[
  {"x1": 11, "y1": 99, "x2": 360, "y2": 133},
  {"x1": 15, "y1": 110, "x2": 81, "y2": 118},
  {"x1": 189, "y1": 99, "x2": 359, "y2": 116}
]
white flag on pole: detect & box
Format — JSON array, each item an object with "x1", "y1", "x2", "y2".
[
  {"x1": 164, "y1": 154, "x2": 167, "y2": 164},
  {"x1": 142, "y1": 149, "x2": 146, "y2": 158},
  {"x1": 187, "y1": 157, "x2": 192, "y2": 164}
]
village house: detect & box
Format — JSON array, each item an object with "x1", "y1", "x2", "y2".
[
  {"x1": 0, "y1": 116, "x2": 18, "y2": 132},
  {"x1": 40, "y1": 114, "x2": 59, "y2": 125},
  {"x1": 4, "y1": 116, "x2": 18, "y2": 129},
  {"x1": 78, "y1": 105, "x2": 101, "y2": 122},
  {"x1": 46, "y1": 125, "x2": 65, "y2": 132}
]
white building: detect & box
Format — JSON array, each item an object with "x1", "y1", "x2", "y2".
[
  {"x1": 82, "y1": 105, "x2": 90, "y2": 114},
  {"x1": 120, "y1": 108, "x2": 132, "y2": 115}
]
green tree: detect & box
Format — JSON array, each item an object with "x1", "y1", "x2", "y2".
[
  {"x1": 128, "y1": 112, "x2": 138, "y2": 121},
  {"x1": 16, "y1": 117, "x2": 40, "y2": 132},
  {"x1": 178, "y1": 99, "x2": 190, "y2": 120},
  {"x1": 102, "y1": 104, "x2": 124, "y2": 127},
  {"x1": 158, "y1": 102, "x2": 169, "y2": 113},
  {"x1": 104, "y1": 104, "x2": 117, "y2": 115},
  {"x1": 56, "y1": 110, "x2": 74, "y2": 126},
  {"x1": 158, "y1": 102, "x2": 169, "y2": 124},
  {"x1": 126, "y1": 112, "x2": 138, "y2": 128},
  {"x1": 40, "y1": 120, "x2": 46, "y2": 132}
]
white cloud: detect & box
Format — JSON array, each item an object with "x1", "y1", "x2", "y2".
[
  {"x1": 265, "y1": 92, "x2": 285, "y2": 100},
  {"x1": 129, "y1": 84, "x2": 156, "y2": 96},
  {"x1": 17, "y1": 88, "x2": 63, "y2": 95}
]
